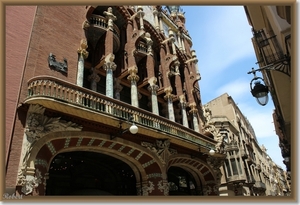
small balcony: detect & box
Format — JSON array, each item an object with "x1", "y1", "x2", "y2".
[
  {"x1": 25, "y1": 76, "x2": 216, "y2": 151},
  {"x1": 245, "y1": 175, "x2": 255, "y2": 186},
  {"x1": 226, "y1": 175, "x2": 246, "y2": 184},
  {"x1": 240, "y1": 149, "x2": 248, "y2": 159},
  {"x1": 253, "y1": 181, "x2": 266, "y2": 191},
  {"x1": 85, "y1": 14, "x2": 120, "y2": 52}
]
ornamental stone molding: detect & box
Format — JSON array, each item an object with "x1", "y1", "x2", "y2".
[
  {"x1": 157, "y1": 180, "x2": 169, "y2": 196},
  {"x1": 77, "y1": 39, "x2": 89, "y2": 59},
  {"x1": 206, "y1": 156, "x2": 225, "y2": 186},
  {"x1": 17, "y1": 104, "x2": 82, "y2": 194},
  {"x1": 19, "y1": 168, "x2": 43, "y2": 195},
  {"x1": 141, "y1": 139, "x2": 177, "y2": 164},
  {"x1": 142, "y1": 181, "x2": 155, "y2": 196}
]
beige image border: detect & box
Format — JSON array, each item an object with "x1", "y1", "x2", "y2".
[{"x1": 0, "y1": 0, "x2": 297, "y2": 203}]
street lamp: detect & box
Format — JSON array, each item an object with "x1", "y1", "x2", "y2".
[
  {"x1": 247, "y1": 63, "x2": 291, "y2": 106},
  {"x1": 248, "y1": 67, "x2": 269, "y2": 106},
  {"x1": 110, "y1": 115, "x2": 138, "y2": 140},
  {"x1": 209, "y1": 149, "x2": 215, "y2": 156}
]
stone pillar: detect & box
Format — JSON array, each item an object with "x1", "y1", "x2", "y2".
[
  {"x1": 168, "y1": 28, "x2": 176, "y2": 54},
  {"x1": 159, "y1": 14, "x2": 164, "y2": 34},
  {"x1": 127, "y1": 66, "x2": 140, "y2": 107},
  {"x1": 148, "y1": 77, "x2": 159, "y2": 115},
  {"x1": 179, "y1": 95, "x2": 188, "y2": 128},
  {"x1": 77, "y1": 39, "x2": 89, "y2": 87},
  {"x1": 103, "y1": 54, "x2": 117, "y2": 98},
  {"x1": 181, "y1": 37, "x2": 186, "y2": 53},
  {"x1": 114, "y1": 78, "x2": 123, "y2": 100},
  {"x1": 177, "y1": 32, "x2": 182, "y2": 50},
  {"x1": 164, "y1": 87, "x2": 175, "y2": 122},
  {"x1": 153, "y1": 8, "x2": 160, "y2": 30},
  {"x1": 88, "y1": 68, "x2": 100, "y2": 91},
  {"x1": 189, "y1": 103, "x2": 199, "y2": 132},
  {"x1": 136, "y1": 6, "x2": 145, "y2": 30},
  {"x1": 191, "y1": 50, "x2": 200, "y2": 75}
]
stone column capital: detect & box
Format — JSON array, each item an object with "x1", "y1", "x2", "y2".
[{"x1": 77, "y1": 39, "x2": 89, "y2": 59}]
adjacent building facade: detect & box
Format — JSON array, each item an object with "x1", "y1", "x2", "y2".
[
  {"x1": 204, "y1": 93, "x2": 291, "y2": 196},
  {"x1": 244, "y1": 5, "x2": 291, "y2": 174}
]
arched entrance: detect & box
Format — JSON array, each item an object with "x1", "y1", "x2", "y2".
[
  {"x1": 167, "y1": 166, "x2": 199, "y2": 195},
  {"x1": 45, "y1": 151, "x2": 137, "y2": 195}
]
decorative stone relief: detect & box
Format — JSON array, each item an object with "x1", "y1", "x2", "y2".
[
  {"x1": 103, "y1": 7, "x2": 117, "y2": 31},
  {"x1": 77, "y1": 39, "x2": 89, "y2": 59},
  {"x1": 19, "y1": 168, "x2": 42, "y2": 195},
  {"x1": 142, "y1": 181, "x2": 155, "y2": 196},
  {"x1": 141, "y1": 139, "x2": 177, "y2": 164},
  {"x1": 214, "y1": 132, "x2": 226, "y2": 154},
  {"x1": 48, "y1": 53, "x2": 68, "y2": 74},
  {"x1": 17, "y1": 104, "x2": 82, "y2": 194},
  {"x1": 203, "y1": 185, "x2": 211, "y2": 195},
  {"x1": 203, "y1": 104, "x2": 212, "y2": 125},
  {"x1": 206, "y1": 156, "x2": 225, "y2": 185},
  {"x1": 157, "y1": 180, "x2": 169, "y2": 196}
]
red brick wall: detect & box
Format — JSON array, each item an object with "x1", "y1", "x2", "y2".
[
  {"x1": 5, "y1": 6, "x2": 88, "y2": 188},
  {"x1": 6, "y1": 6, "x2": 37, "y2": 162}
]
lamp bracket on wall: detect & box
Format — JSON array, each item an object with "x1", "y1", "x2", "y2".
[
  {"x1": 110, "y1": 115, "x2": 138, "y2": 140},
  {"x1": 247, "y1": 63, "x2": 290, "y2": 78}
]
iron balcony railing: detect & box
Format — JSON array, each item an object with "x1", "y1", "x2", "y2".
[{"x1": 26, "y1": 76, "x2": 216, "y2": 150}]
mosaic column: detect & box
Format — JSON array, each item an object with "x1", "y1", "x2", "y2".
[
  {"x1": 164, "y1": 87, "x2": 175, "y2": 122},
  {"x1": 88, "y1": 67, "x2": 100, "y2": 91},
  {"x1": 76, "y1": 39, "x2": 89, "y2": 87},
  {"x1": 127, "y1": 66, "x2": 140, "y2": 107},
  {"x1": 189, "y1": 102, "x2": 199, "y2": 132},
  {"x1": 179, "y1": 95, "x2": 189, "y2": 128},
  {"x1": 147, "y1": 77, "x2": 159, "y2": 115},
  {"x1": 114, "y1": 78, "x2": 123, "y2": 100},
  {"x1": 103, "y1": 54, "x2": 117, "y2": 98}
]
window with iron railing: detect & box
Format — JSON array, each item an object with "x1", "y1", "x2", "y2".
[{"x1": 252, "y1": 29, "x2": 286, "y2": 65}]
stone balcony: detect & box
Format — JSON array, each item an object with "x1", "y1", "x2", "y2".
[
  {"x1": 253, "y1": 181, "x2": 266, "y2": 192},
  {"x1": 85, "y1": 14, "x2": 120, "y2": 52},
  {"x1": 24, "y1": 75, "x2": 217, "y2": 152}
]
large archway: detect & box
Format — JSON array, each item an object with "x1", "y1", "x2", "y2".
[
  {"x1": 45, "y1": 151, "x2": 137, "y2": 195},
  {"x1": 167, "y1": 166, "x2": 199, "y2": 195}
]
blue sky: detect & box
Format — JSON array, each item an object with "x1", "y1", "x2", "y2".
[{"x1": 181, "y1": 5, "x2": 285, "y2": 169}]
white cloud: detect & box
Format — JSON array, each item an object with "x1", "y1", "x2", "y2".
[
  {"x1": 216, "y1": 78, "x2": 249, "y2": 101},
  {"x1": 195, "y1": 6, "x2": 255, "y2": 78},
  {"x1": 238, "y1": 102, "x2": 275, "y2": 139}
]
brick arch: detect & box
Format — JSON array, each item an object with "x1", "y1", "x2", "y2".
[
  {"x1": 167, "y1": 155, "x2": 217, "y2": 186},
  {"x1": 27, "y1": 131, "x2": 165, "y2": 195}
]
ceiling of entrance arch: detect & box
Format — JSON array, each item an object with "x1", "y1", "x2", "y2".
[{"x1": 49, "y1": 151, "x2": 134, "y2": 176}]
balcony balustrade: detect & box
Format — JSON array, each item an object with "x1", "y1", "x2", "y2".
[
  {"x1": 240, "y1": 148, "x2": 248, "y2": 159},
  {"x1": 86, "y1": 14, "x2": 120, "y2": 52},
  {"x1": 246, "y1": 175, "x2": 256, "y2": 185},
  {"x1": 253, "y1": 181, "x2": 266, "y2": 191},
  {"x1": 25, "y1": 76, "x2": 216, "y2": 150},
  {"x1": 89, "y1": 14, "x2": 120, "y2": 39}
]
